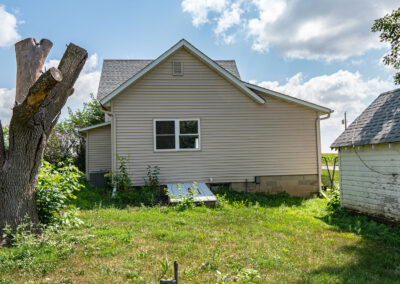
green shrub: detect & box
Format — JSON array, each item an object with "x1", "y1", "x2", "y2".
[
  {"x1": 168, "y1": 182, "x2": 199, "y2": 211},
  {"x1": 107, "y1": 155, "x2": 132, "y2": 192},
  {"x1": 326, "y1": 187, "x2": 341, "y2": 210},
  {"x1": 36, "y1": 161, "x2": 84, "y2": 226},
  {"x1": 106, "y1": 161, "x2": 160, "y2": 207}
]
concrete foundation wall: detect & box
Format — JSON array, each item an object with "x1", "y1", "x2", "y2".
[{"x1": 230, "y1": 174, "x2": 319, "y2": 197}]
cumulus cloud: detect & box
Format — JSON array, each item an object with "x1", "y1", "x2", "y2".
[
  {"x1": 182, "y1": 0, "x2": 228, "y2": 27},
  {"x1": 0, "y1": 53, "x2": 101, "y2": 125},
  {"x1": 0, "y1": 5, "x2": 21, "y2": 47},
  {"x1": 0, "y1": 88, "x2": 15, "y2": 124},
  {"x1": 254, "y1": 70, "x2": 394, "y2": 152},
  {"x1": 182, "y1": 0, "x2": 398, "y2": 60}
]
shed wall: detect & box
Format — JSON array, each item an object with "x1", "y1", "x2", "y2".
[{"x1": 339, "y1": 143, "x2": 400, "y2": 221}]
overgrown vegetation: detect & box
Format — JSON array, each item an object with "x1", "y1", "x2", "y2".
[
  {"x1": 44, "y1": 94, "x2": 105, "y2": 170},
  {"x1": 36, "y1": 160, "x2": 85, "y2": 226},
  {"x1": 1, "y1": 188, "x2": 400, "y2": 283},
  {"x1": 168, "y1": 182, "x2": 200, "y2": 211},
  {"x1": 105, "y1": 160, "x2": 160, "y2": 207}
]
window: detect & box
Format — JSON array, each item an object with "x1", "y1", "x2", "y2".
[
  {"x1": 154, "y1": 119, "x2": 200, "y2": 151},
  {"x1": 172, "y1": 61, "x2": 184, "y2": 75}
]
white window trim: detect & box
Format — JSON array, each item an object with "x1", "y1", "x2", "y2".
[{"x1": 153, "y1": 118, "x2": 201, "y2": 152}]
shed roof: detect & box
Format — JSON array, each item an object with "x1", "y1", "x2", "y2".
[
  {"x1": 78, "y1": 121, "x2": 111, "y2": 132},
  {"x1": 331, "y1": 88, "x2": 400, "y2": 148},
  {"x1": 97, "y1": 59, "x2": 241, "y2": 101}
]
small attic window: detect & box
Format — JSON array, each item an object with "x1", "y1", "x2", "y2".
[{"x1": 172, "y1": 61, "x2": 184, "y2": 76}]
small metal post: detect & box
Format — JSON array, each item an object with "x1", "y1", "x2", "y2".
[
  {"x1": 160, "y1": 260, "x2": 178, "y2": 284},
  {"x1": 174, "y1": 261, "x2": 178, "y2": 284}
]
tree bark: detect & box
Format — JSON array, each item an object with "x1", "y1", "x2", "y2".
[{"x1": 0, "y1": 38, "x2": 87, "y2": 231}]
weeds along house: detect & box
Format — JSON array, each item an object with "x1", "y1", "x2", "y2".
[
  {"x1": 331, "y1": 89, "x2": 400, "y2": 221},
  {"x1": 80, "y1": 39, "x2": 332, "y2": 197}
]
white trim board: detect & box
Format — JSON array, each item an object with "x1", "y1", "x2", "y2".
[
  {"x1": 78, "y1": 121, "x2": 111, "y2": 133},
  {"x1": 153, "y1": 118, "x2": 201, "y2": 152},
  {"x1": 99, "y1": 39, "x2": 265, "y2": 106},
  {"x1": 244, "y1": 82, "x2": 333, "y2": 114}
]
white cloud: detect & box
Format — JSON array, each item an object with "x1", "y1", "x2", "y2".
[
  {"x1": 214, "y1": 2, "x2": 243, "y2": 44},
  {"x1": 43, "y1": 53, "x2": 101, "y2": 117},
  {"x1": 0, "y1": 53, "x2": 101, "y2": 125},
  {"x1": 182, "y1": 0, "x2": 398, "y2": 60},
  {"x1": 182, "y1": 0, "x2": 228, "y2": 27},
  {"x1": 254, "y1": 70, "x2": 394, "y2": 152},
  {"x1": 0, "y1": 5, "x2": 21, "y2": 47},
  {"x1": 0, "y1": 88, "x2": 15, "y2": 124}
]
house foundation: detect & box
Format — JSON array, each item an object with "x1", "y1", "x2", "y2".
[{"x1": 230, "y1": 174, "x2": 319, "y2": 197}]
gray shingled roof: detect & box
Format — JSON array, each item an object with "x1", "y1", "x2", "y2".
[
  {"x1": 331, "y1": 88, "x2": 400, "y2": 148},
  {"x1": 97, "y1": 59, "x2": 241, "y2": 100}
]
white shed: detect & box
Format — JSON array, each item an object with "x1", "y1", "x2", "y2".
[{"x1": 331, "y1": 89, "x2": 400, "y2": 222}]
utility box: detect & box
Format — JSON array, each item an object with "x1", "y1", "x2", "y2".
[{"x1": 89, "y1": 171, "x2": 109, "y2": 188}]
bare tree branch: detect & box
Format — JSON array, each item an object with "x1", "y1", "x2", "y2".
[
  {"x1": 14, "y1": 38, "x2": 53, "y2": 105},
  {"x1": 12, "y1": 67, "x2": 62, "y2": 123},
  {"x1": 43, "y1": 43, "x2": 87, "y2": 123}
]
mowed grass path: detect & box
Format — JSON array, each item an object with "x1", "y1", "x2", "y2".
[{"x1": 2, "y1": 193, "x2": 400, "y2": 283}]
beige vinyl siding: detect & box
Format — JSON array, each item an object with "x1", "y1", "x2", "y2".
[
  {"x1": 339, "y1": 143, "x2": 400, "y2": 221},
  {"x1": 86, "y1": 125, "x2": 112, "y2": 174},
  {"x1": 112, "y1": 47, "x2": 320, "y2": 185}
]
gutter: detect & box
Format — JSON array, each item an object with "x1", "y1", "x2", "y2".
[
  {"x1": 99, "y1": 103, "x2": 113, "y2": 117},
  {"x1": 316, "y1": 112, "x2": 332, "y2": 195}
]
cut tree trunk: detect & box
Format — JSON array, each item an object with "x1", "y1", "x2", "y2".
[{"x1": 0, "y1": 38, "x2": 87, "y2": 231}]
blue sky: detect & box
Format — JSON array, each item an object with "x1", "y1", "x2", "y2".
[{"x1": 0, "y1": 0, "x2": 398, "y2": 152}]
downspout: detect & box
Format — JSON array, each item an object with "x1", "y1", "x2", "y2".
[
  {"x1": 315, "y1": 112, "x2": 331, "y2": 195},
  {"x1": 100, "y1": 103, "x2": 116, "y2": 197},
  {"x1": 99, "y1": 103, "x2": 113, "y2": 117}
]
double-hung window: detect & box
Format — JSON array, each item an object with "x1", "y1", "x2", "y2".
[{"x1": 154, "y1": 119, "x2": 200, "y2": 151}]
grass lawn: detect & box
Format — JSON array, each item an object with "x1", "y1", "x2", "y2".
[
  {"x1": 322, "y1": 153, "x2": 338, "y2": 166},
  {"x1": 1, "y1": 190, "x2": 400, "y2": 283},
  {"x1": 322, "y1": 169, "x2": 339, "y2": 188}
]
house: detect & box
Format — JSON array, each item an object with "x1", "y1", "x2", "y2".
[
  {"x1": 80, "y1": 39, "x2": 333, "y2": 197},
  {"x1": 331, "y1": 88, "x2": 400, "y2": 222}
]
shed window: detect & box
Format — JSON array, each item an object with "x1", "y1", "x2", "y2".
[{"x1": 154, "y1": 119, "x2": 200, "y2": 151}]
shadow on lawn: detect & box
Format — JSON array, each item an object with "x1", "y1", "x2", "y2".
[
  {"x1": 213, "y1": 187, "x2": 308, "y2": 208},
  {"x1": 303, "y1": 240, "x2": 400, "y2": 282},
  {"x1": 304, "y1": 209, "x2": 400, "y2": 282}
]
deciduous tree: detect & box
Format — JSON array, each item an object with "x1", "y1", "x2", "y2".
[
  {"x1": 0, "y1": 38, "x2": 87, "y2": 230},
  {"x1": 372, "y1": 7, "x2": 400, "y2": 84}
]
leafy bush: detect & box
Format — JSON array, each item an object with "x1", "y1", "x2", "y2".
[
  {"x1": 106, "y1": 161, "x2": 160, "y2": 207},
  {"x1": 168, "y1": 182, "x2": 199, "y2": 211},
  {"x1": 36, "y1": 161, "x2": 84, "y2": 226},
  {"x1": 107, "y1": 155, "x2": 132, "y2": 192},
  {"x1": 326, "y1": 187, "x2": 341, "y2": 210}
]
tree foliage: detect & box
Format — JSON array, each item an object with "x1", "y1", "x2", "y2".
[
  {"x1": 36, "y1": 161, "x2": 85, "y2": 225},
  {"x1": 44, "y1": 94, "x2": 104, "y2": 170},
  {"x1": 1, "y1": 124, "x2": 8, "y2": 151},
  {"x1": 372, "y1": 7, "x2": 400, "y2": 84}
]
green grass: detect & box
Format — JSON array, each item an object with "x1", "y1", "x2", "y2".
[
  {"x1": 1, "y1": 189, "x2": 400, "y2": 283},
  {"x1": 322, "y1": 153, "x2": 338, "y2": 166},
  {"x1": 322, "y1": 169, "x2": 339, "y2": 188}
]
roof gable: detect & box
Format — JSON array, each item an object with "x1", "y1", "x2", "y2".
[
  {"x1": 331, "y1": 88, "x2": 400, "y2": 148},
  {"x1": 99, "y1": 39, "x2": 264, "y2": 105},
  {"x1": 97, "y1": 59, "x2": 241, "y2": 101}
]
